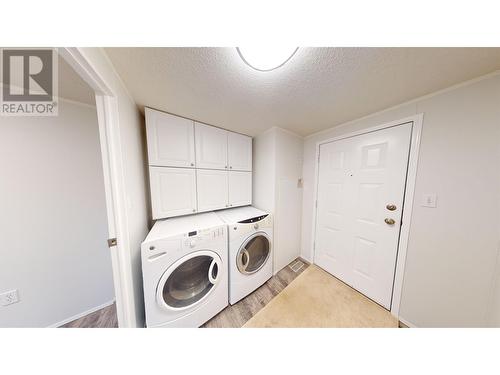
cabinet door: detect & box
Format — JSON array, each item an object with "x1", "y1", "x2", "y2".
[
  {"x1": 228, "y1": 171, "x2": 252, "y2": 207},
  {"x1": 196, "y1": 169, "x2": 229, "y2": 212},
  {"x1": 195, "y1": 122, "x2": 228, "y2": 170},
  {"x1": 149, "y1": 167, "x2": 197, "y2": 219},
  {"x1": 227, "y1": 132, "x2": 252, "y2": 171},
  {"x1": 146, "y1": 108, "x2": 195, "y2": 168}
]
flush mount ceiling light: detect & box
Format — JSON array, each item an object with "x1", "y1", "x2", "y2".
[{"x1": 236, "y1": 47, "x2": 299, "y2": 72}]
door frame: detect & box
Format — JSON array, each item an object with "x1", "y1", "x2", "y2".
[
  {"x1": 310, "y1": 114, "x2": 424, "y2": 317},
  {"x1": 58, "y1": 47, "x2": 136, "y2": 327}
]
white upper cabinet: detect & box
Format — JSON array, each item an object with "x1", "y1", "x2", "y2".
[
  {"x1": 145, "y1": 108, "x2": 195, "y2": 168},
  {"x1": 149, "y1": 167, "x2": 197, "y2": 219},
  {"x1": 227, "y1": 132, "x2": 252, "y2": 171},
  {"x1": 228, "y1": 171, "x2": 252, "y2": 207},
  {"x1": 196, "y1": 169, "x2": 229, "y2": 212},
  {"x1": 195, "y1": 122, "x2": 228, "y2": 170},
  {"x1": 145, "y1": 109, "x2": 253, "y2": 219}
]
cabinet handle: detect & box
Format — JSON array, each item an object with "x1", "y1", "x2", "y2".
[
  {"x1": 229, "y1": 166, "x2": 232, "y2": 169},
  {"x1": 192, "y1": 209, "x2": 196, "y2": 212},
  {"x1": 190, "y1": 162, "x2": 194, "y2": 167},
  {"x1": 225, "y1": 165, "x2": 228, "y2": 169}
]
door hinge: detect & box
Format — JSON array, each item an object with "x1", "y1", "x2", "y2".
[{"x1": 107, "y1": 238, "x2": 117, "y2": 247}]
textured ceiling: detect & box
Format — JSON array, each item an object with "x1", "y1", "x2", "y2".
[{"x1": 104, "y1": 47, "x2": 500, "y2": 137}]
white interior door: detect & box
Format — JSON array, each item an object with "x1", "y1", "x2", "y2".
[
  {"x1": 314, "y1": 123, "x2": 412, "y2": 308},
  {"x1": 195, "y1": 122, "x2": 228, "y2": 170},
  {"x1": 227, "y1": 132, "x2": 252, "y2": 171},
  {"x1": 196, "y1": 169, "x2": 229, "y2": 212}
]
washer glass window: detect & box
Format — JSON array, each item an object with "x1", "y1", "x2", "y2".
[
  {"x1": 237, "y1": 233, "x2": 270, "y2": 274},
  {"x1": 160, "y1": 254, "x2": 219, "y2": 309}
]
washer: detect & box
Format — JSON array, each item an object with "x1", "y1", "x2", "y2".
[
  {"x1": 216, "y1": 206, "x2": 273, "y2": 305},
  {"x1": 141, "y1": 212, "x2": 228, "y2": 327}
]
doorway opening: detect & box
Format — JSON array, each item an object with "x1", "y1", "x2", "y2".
[{"x1": 0, "y1": 54, "x2": 116, "y2": 327}]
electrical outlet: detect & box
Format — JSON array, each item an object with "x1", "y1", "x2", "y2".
[{"x1": 0, "y1": 289, "x2": 19, "y2": 306}]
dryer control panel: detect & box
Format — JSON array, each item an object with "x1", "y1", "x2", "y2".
[{"x1": 238, "y1": 214, "x2": 268, "y2": 224}]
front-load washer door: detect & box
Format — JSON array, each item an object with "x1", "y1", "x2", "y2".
[
  {"x1": 236, "y1": 232, "x2": 271, "y2": 275},
  {"x1": 156, "y1": 250, "x2": 222, "y2": 311}
]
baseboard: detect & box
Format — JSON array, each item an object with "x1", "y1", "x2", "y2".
[
  {"x1": 298, "y1": 257, "x2": 311, "y2": 265},
  {"x1": 398, "y1": 316, "x2": 418, "y2": 328},
  {"x1": 299, "y1": 254, "x2": 313, "y2": 264},
  {"x1": 48, "y1": 299, "x2": 116, "y2": 328}
]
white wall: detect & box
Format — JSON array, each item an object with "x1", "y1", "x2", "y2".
[
  {"x1": 77, "y1": 48, "x2": 150, "y2": 327},
  {"x1": 274, "y1": 128, "x2": 304, "y2": 271},
  {"x1": 0, "y1": 99, "x2": 115, "y2": 327},
  {"x1": 301, "y1": 73, "x2": 500, "y2": 327},
  {"x1": 253, "y1": 127, "x2": 304, "y2": 273},
  {"x1": 253, "y1": 128, "x2": 276, "y2": 213}
]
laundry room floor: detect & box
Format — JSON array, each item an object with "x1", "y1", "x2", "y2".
[
  {"x1": 202, "y1": 258, "x2": 309, "y2": 328},
  {"x1": 59, "y1": 258, "x2": 397, "y2": 328}
]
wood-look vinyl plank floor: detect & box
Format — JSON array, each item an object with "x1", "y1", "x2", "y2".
[{"x1": 61, "y1": 303, "x2": 118, "y2": 328}]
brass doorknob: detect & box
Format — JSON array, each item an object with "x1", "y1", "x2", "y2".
[
  {"x1": 384, "y1": 218, "x2": 396, "y2": 225},
  {"x1": 386, "y1": 204, "x2": 397, "y2": 211}
]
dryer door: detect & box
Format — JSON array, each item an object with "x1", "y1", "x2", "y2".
[
  {"x1": 236, "y1": 232, "x2": 271, "y2": 275},
  {"x1": 156, "y1": 250, "x2": 222, "y2": 311}
]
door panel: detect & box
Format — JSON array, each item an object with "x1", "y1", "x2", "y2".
[
  {"x1": 315, "y1": 123, "x2": 412, "y2": 308},
  {"x1": 149, "y1": 167, "x2": 197, "y2": 219},
  {"x1": 195, "y1": 122, "x2": 228, "y2": 170},
  {"x1": 228, "y1": 171, "x2": 252, "y2": 207},
  {"x1": 145, "y1": 108, "x2": 195, "y2": 168},
  {"x1": 196, "y1": 169, "x2": 229, "y2": 212},
  {"x1": 227, "y1": 132, "x2": 252, "y2": 171}
]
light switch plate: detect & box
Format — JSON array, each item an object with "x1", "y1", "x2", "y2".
[{"x1": 421, "y1": 193, "x2": 437, "y2": 208}]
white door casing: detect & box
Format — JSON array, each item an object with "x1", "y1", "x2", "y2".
[
  {"x1": 149, "y1": 167, "x2": 197, "y2": 219},
  {"x1": 196, "y1": 169, "x2": 229, "y2": 212},
  {"x1": 195, "y1": 122, "x2": 228, "y2": 170},
  {"x1": 59, "y1": 48, "x2": 138, "y2": 327},
  {"x1": 314, "y1": 123, "x2": 412, "y2": 309},
  {"x1": 228, "y1": 171, "x2": 252, "y2": 207},
  {"x1": 145, "y1": 108, "x2": 195, "y2": 168},
  {"x1": 227, "y1": 132, "x2": 252, "y2": 171}
]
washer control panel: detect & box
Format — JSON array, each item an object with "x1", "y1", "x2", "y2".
[{"x1": 182, "y1": 226, "x2": 225, "y2": 248}]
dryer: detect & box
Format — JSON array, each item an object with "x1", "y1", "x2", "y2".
[
  {"x1": 216, "y1": 206, "x2": 273, "y2": 305},
  {"x1": 141, "y1": 212, "x2": 228, "y2": 327}
]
